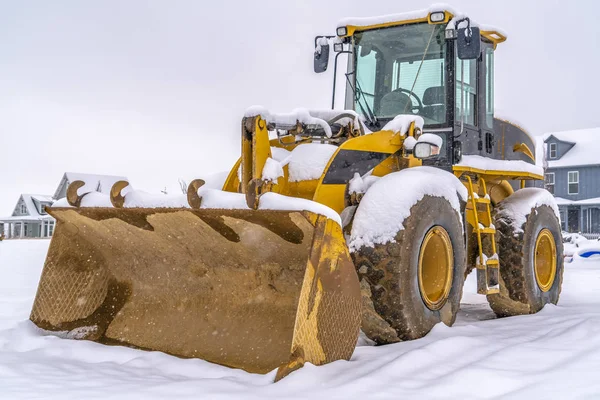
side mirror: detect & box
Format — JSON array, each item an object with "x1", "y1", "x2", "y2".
[
  {"x1": 314, "y1": 40, "x2": 330, "y2": 73},
  {"x1": 457, "y1": 26, "x2": 481, "y2": 60},
  {"x1": 414, "y1": 142, "x2": 441, "y2": 159}
]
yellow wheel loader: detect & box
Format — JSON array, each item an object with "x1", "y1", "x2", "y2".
[{"x1": 31, "y1": 6, "x2": 563, "y2": 380}]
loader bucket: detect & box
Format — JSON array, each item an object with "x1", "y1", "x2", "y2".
[{"x1": 30, "y1": 207, "x2": 361, "y2": 380}]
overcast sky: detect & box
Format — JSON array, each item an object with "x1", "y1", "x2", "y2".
[{"x1": 1, "y1": 0, "x2": 599, "y2": 214}]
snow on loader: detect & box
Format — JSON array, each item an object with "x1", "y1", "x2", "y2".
[{"x1": 31, "y1": 5, "x2": 563, "y2": 380}]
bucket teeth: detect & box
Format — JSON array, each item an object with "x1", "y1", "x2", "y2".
[
  {"x1": 187, "y1": 179, "x2": 205, "y2": 209},
  {"x1": 110, "y1": 180, "x2": 130, "y2": 208},
  {"x1": 66, "y1": 180, "x2": 87, "y2": 207},
  {"x1": 245, "y1": 178, "x2": 263, "y2": 210}
]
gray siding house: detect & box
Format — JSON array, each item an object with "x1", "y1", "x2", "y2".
[
  {"x1": 1, "y1": 172, "x2": 127, "y2": 239},
  {"x1": 0, "y1": 194, "x2": 54, "y2": 239},
  {"x1": 542, "y1": 128, "x2": 600, "y2": 234}
]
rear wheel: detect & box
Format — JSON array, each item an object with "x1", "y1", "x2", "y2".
[
  {"x1": 352, "y1": 195, "x2": 466, "y2": 343},
  {"x1": 487, "y1": 190, "x2": 564, "y2": 316}
]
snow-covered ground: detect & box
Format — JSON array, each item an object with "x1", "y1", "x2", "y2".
[{"x1": 1, "y1": 239, "x2": 599, "y2": 399}]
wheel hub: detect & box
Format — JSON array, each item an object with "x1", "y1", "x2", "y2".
[
  {"x1": 534, "y1": 228, "x2": 557, "y2": 292},
  {"x1": 418, "y1": 226, "x2": 453, "y2": 310}
]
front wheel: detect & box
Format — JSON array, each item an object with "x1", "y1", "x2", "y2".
[{"x1": 352, "y1": 195, "x2": 466, "y2": 343}]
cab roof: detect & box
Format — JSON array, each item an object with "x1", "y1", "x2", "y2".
[{"x1": 337, "y1": 4, "x2": 506, "y2": 48}]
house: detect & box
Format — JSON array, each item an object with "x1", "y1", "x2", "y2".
[
  {"x1": 0, "y1": 172, "x2": 128, "y2": 239},
  {"x1": 0, "y1": 194, "x2": 54, "y2": 239},
  {"x1": 541, "y1": 128, "x2": 600, "y2": 234}
]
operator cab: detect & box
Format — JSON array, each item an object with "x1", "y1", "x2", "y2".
[{"x1": 315, "y1": 7, "x2": 507, "y2": 167}]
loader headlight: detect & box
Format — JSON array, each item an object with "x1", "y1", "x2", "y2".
[
  {"x1": 337, "y1": 26, "x2": 348, "y2": 37},
  {"x1": 429, "y1": 11, "x2": 446, "y2": 23},
  {"x1": 333, "y1": 42, "x2": 344, "y2": 52}
]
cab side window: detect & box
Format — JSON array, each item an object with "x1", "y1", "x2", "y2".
[
  {"x1": 484, "y1": 47, "x2": 494, "y2": 129},
  {"x1": 456, "y1": 58, "x2": 477, "y2": 126}
]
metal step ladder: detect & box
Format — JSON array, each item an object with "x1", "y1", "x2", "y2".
[{"x1": 465, "y1": 176, "x2": 499, "y2": 295}]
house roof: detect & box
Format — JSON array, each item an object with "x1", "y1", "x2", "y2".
[
  {"x1": 554, "y1": 197, "x2": 600, "y2": 206},
  {"x1": 554, "y1": 197, "x2": 575, "y2": 205},
  {"x1": 544, "y1": 134, "x2": 576, "y2": 146},
  {"x1": 31, "y1": 195, "x2": 53, "y2": 203},
  {"x1": 20, "y1": 194, "x2": 52, "y2": 217},
  {"x1": 1, "y1": 215, "x2": 53, "y2": 222},
  {"x1": 574, "y1": 197, "x2": 600, "y2": 206},
  {"x1": 542, "y1": 127, "x2": 600, "y2": 168},
  {"x1": 0, "y1": 193, "x2": 54, "y2": 222},
  {"x1": 53, "y1": 172, "x2": 128, "y2": 199}
]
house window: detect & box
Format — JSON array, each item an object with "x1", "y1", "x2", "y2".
[
  {"x1": 593, "y1": 208, "x2": 600, "y2": 234},
  {"x1": 545, "y1": 173, "x2": 555, "y2": 194},
  {"x1": 39, "y1": 202, "x2": 50, "y2": 215},
  {"x1": 549, "y1": 143, "x2": 557, "y2": 159},
  {"x1": 20, "y1": 204, "x2": 27, "y2": 214},
  {"x1": 568, "y1": 171, "x2": 579, "y2": 194},
  {"x1": 48, "y1": 221, "x2": 55, "y2": 237},
  {"x1": 559, "y1": 209, "x2": 566, "y2": 231}
]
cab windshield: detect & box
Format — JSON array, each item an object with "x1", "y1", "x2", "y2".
[{"x1": 354, "y1": 23, "x2": 448, "y2": 127}]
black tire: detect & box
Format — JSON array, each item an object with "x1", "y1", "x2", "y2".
[
  {"x1": 352, "y1": 195, "x2": 466, "y2": 343},
  {"x1": 487, "y1": 193, "x2": 564, "y2": 317}
]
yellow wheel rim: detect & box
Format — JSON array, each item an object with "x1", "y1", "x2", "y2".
[
  {"x1": 534, "y1": 229, "x2": 557, "y2": 292},
  {"x1": 418, "y1": 226, "x2": 453, "y2": 310}
]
